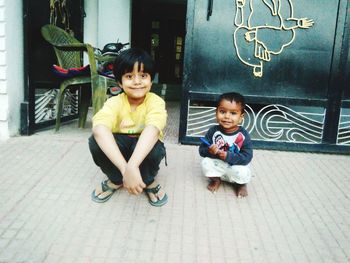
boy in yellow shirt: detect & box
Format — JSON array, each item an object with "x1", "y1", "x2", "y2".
[{"x1": 89, "y1": 48, "x2": 168, "y2": 206}]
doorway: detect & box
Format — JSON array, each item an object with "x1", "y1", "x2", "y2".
[
  {"x1": 131, "y1": 0, "x2": 187, "y2": 102},
  {"x1": 131, "y1": 0, "x2": 187, "y2": 143}
]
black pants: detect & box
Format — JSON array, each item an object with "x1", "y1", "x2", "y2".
[{"x1": 88, "y1": 134, "x2": 166, "y2": 186}]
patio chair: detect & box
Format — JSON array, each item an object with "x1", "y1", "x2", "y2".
[{"x1": 41, "y1": 24, "x2": 118, "y2": 131}]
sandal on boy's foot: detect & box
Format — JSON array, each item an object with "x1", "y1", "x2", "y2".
[
  {"x1": 145, "y1": 184, "x2": 168, "y2": 207},
  {"x1": 91, "y1": 180, "x2": 117, "y2": 203}
]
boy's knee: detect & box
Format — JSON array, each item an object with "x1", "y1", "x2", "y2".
[
  {"x1": 236, "y1": 166, "x2": 251, "y2": 176},
  {"x1": 88, "y1": 135, "x2": 101, "y2": 155},
  {"x1": 147, "y1": 142, "x2": 166, "y2": 162},
  {"x1": 201, "y1": 157, "x2": 218, "y2": 169},
  {"x1": 201, "y1": 157, "x2": 224, "y2": 178},
  {"x1": 201, "y1": 157, "x2": 210, "y2": 166},
  {"x1": 88, "y1": 135, "x2": 97, "y2": 149},
  {"x1": 228, "y1": 165, "x2": 251, "y2": 184}
]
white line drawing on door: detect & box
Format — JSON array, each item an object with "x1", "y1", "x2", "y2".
[{"x1": 233, "y1": 0, "x2": 314, "y2": 77}]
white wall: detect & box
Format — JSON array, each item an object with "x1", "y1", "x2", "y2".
[
  {"x1": 84, "y1": 0, "x2": 99, "y2": 47},
  {"x1": 83, "y1": 0, "x2": 131, "y2": 63},
  {"x1": 97, "y1": 0, "x2": 131, "y2": 49},
  {"x1": 83, "y1": 0, "x2": 99, "y2": 65},
  {"x1": 0, "y1": 0, "x2": 24, "y2": 140}
]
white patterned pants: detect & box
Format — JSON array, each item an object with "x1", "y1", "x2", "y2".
[{"x1": 201, "y1": 157, "x2": 251, "y2": 184}]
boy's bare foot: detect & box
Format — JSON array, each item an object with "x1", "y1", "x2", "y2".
[
  {"x1": 207, "y1": 177, "x2": 221, "y2": 193},
  {"x1": 236, "y1": 184, "x2": 248, "y2": 198}
]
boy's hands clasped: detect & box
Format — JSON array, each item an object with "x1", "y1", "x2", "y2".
[{"x1": 123, "y1": 164, "x2": 146, "y2": 195}]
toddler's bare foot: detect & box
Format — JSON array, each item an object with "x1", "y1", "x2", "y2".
[
  {"x1": 207, "y1": 177, "x2": 221, "y2": 193},
  {"x1": 236, "y1": 184, "x2": 248, "y2": 198}
]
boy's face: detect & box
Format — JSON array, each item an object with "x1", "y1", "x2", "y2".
[
  {"x1": 120, "y1": 62, "x2": 152, "y2": 103},
  {"x1": 216, "y1": 99, "x2": 244, "y2": 133}
]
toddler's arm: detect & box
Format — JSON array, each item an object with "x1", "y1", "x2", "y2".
[
  {"x1": 225, "y1": 133, "x2": 253, "y2": 165},
  {"x1": 199, "y1": 128, "x2": 217, "y2": 158}
]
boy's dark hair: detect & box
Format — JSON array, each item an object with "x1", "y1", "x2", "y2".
[
  {"x1": 217, "y1": 92, "x2": 246, "y2": 113},
  {"x1": 113, "y1": 48, "x2": 156, "y2": 83}
]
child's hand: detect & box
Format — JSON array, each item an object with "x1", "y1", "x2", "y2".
[
  {"x1": 123, "y1": 164, "x2": 146, "y2": 195},
  {"x1": 208, "y1": 144, "x2": 220, "y2": 155},
  {"x1": 217, "y1": 150, "x2": 227, "y2": 161},
  {"x1": 208, "y1": 145, "x2": 227, "y2": 160}
]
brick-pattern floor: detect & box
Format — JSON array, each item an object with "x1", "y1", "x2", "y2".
[{"x1": 0, "y1": 103, "x2": 349, "y2": 262}]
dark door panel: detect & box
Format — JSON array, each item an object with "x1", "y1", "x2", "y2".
[{"x1": 180, "y1": 0, "x2": 350, "y2": 153}]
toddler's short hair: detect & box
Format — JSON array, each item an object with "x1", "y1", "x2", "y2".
[
  {"x1": 217, "y1": 92, "x2": 246, "y2": 113},
  {"x1": 113, "y1": 48, "x2": 155, "y2": 83}
]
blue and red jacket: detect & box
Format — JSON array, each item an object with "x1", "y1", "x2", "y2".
[{"x1": 199, "y1": 125, "x2": 253, "y2": 166}]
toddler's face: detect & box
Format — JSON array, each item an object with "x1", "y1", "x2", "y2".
[
  {"x1": 216, "y1": 99, "x2": 244, "y2": 133},
  {"x1": 120, "y1": 62, "x2": 152, "y2": 102}
]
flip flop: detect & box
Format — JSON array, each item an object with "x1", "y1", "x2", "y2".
[
  {"x1": 91, "y1": 180, "x2": 117, "y2": 203},
  {"x1": 144, "y1": 184, "x2": 168, "y2": 207}
]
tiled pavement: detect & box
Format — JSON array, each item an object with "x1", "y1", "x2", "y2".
[{"x1": 0, "y1": 102, "x2": 350, "y2": 263}]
